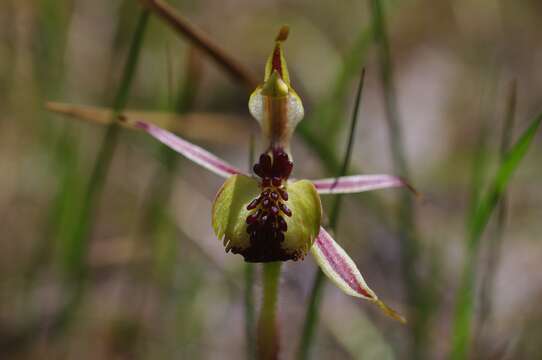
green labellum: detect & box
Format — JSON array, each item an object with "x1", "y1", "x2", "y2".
[{"x1": 212, "y1": 174, "x2": 322, "y2": 262}]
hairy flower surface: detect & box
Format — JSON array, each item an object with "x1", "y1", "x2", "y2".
[{"x1": 133, "y1": 26, "x2": 415, "y2": 322}]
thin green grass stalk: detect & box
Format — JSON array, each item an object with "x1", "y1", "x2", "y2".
[
  {"x1": 297, "y1": 69, "x2": 366, "y2": 360},
  {"x1": 63, "y1": 9, "x2": 150, "y2": 278},
  {"x1": 369, "y1": 1, "x2": 429, "y2": 357},
  {"x1": 117, "y1": 46, "x2": 202, "y2": 355},
  {"x1": 296, "y1": 126, "x2": 394, "y2": 236},
  {"x1": 450, "y1": 112, "x2": 542, "y2": 360},
  {"x1": 457, "y1": 101, "x2": 492, "y2": 355},
  {"x1": 477, "y1": 81, "x2": 516, "y2": 334},
  {"x1": 258, "y1": 262, "x2": 282, "y2": 360},
  {"x1": 24, "y1": 0, "x2": 73, "y2": 284},
  {"x1": 450, "y1": 70, "x2": 498, "y2": 357},
  {"x1": 466, "y1": 70, "x2": 500, "y2": 231},
  {"x1": 304, "y1": 27, "x2": 372, "y2": 146},
  {"x1": 53, "y1": 11, "x2": 150, "y2": 333},
  {"x1": 140, "y1": 48, "x2": 200, "y2": 253},
  {"x1": 245, "y1": 134, "x2": 257, "y2": 359},
  {"x1": 303, "y1": 2, "x2": 401, "y2": 146},
  {"x1": 467, "y1": 124, "x2": 490, "y2": 230},
  {"x1": 25, "y1": 135, "x2": 80, "y2": 284}
]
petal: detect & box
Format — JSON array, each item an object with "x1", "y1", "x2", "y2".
[
  {"x1": 212, "y1": 174, "x2": 260, "y2": 253},
  {"x1": 311, "y1": 174, "x2": 416, "y2": 195},
  {"x1": 134, "y1": 120, "x2": 243, "y2": 178},
  {"x1": 311, "y1": 227, "x2": 406, "y2": 323},
  {"x1": 282, "y1": 180, "x2": 322, "y2": 260}
]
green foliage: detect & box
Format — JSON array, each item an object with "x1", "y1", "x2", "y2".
[
  {"x1": 63, "y1": 10, "x2": 151, "y2": 278},
  {"x1": 298, "y1": 69, "x2": 366, "y2": 360},
  {"x1": 451, "y1": 112, "x2": 542, "y2": 360}
]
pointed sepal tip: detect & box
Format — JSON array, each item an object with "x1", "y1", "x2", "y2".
[
  {"x1": 276, "y1": 25, "x2": 289, "y2": 42},
  {"x1": 373, "y1": 299, "x2": 407, "y2": 324}
]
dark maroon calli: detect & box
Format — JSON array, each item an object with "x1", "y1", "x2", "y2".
[{"x1": 242, "y1": 147, "x2": 293, "y2": 262}]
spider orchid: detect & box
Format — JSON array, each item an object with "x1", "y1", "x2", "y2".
[{"x1": 131, "y1": 27, "x2": 413, "y2": 322}]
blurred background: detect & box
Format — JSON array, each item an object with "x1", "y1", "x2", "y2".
[{"x1": 1, "y1": 0, "x2": 541, "y2": 359}]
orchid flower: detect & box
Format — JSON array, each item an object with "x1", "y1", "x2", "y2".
[{"x1": 131, "y1": 27, "x2": 413, "y2": 323}]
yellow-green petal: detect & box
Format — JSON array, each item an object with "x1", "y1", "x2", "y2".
[
  {"x1": 212, "y1": 174, "x2": 259, "y2": 254},
  {"x1": 282, "y1": 180, "x2": 322, "y2": 260}
]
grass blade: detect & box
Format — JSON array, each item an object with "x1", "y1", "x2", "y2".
[
  {"x1": 113, "y1": 45, "x2": 203, "y2": 354},
  {"x1": 477, "y1": 81, "x2": 517, "y2": 336},
  {"x1": 54, "y1": 10, "x2": 150, "y2": 333},
  {"x1": 63, "y1": 9, "x2": 150, "y2": 278},
  {"x1": 297, "y1": 69, "x2": 366, "y2": 360},
  {"x1": 305, "y1": 27, "x2": 373, "y2": 145},
  {"x1": 369, "y1": 1, "x2": 427, "y2": 357},
  {"x1": 450, "y1": 111, "x2": 542, "y2": 360}
]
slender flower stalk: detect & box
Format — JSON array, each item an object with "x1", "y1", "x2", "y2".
[
  {"x1": 119, "y1": 47, "x2": 202, "y2": 350},
  {"x1": 244, "y1": 261, "x2": 256, "y2": 359},
  {"x1": 258, "y1": 262, "x2": 282, "y2": 360},
  {"x1": 245, "y1": 135, "x2": 257, "y2": 359}
]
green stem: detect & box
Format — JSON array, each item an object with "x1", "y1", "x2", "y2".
[
  {"x1": 297, "y1": 69, "x2": 366, "y2": 360},
  {"x1": 370, "y1": 1, "x2": 427, "y2": 358},
  {"x1": 477, "y1": 80, "x2": 516, "y2": 334},
  {"x1": 66, "y1": 9, "x2": 150, "y2": 279},
  {"x1": 450, "y1": 112, "x2": 541, "y2": 360},
  {"x1": 57, "y1": 10, "x2": 150, "y2": 331},
  {"x1": 450, "y1": 71, "x2": 499, "y2": 360},
  {"x1": 258, "y1": 262, "x2": 282, "y2": 360},
  {"x1": 297, "y1": 270, "x2": 325, "y2": 360},
  {"x1": 245, "y1": 263, "x2": 256, "y2": 359},
  {"x1": 245, "y1": 135, "x2": 257, "y2": 359}
]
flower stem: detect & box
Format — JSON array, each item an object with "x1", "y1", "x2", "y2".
[
  {"x1": 245, "y1": 135, "x2": 257, "y2": 359},
  {"x1": 245, "y1": 263, "x2": 256, "y2": 358},
  {"x1": 258, "y1": 262, "x2": 282, "y2": 360}
]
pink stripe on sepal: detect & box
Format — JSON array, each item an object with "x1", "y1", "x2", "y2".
[
  {"x1": 311, "y1": 174, "x2": 417, "y2": 195},
  {"x1": 134, "y1": 120, "x2": 243, "y2": 178},
  {"x1": 311, "y1": 227, "x2": 406, "y2": 323}
]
